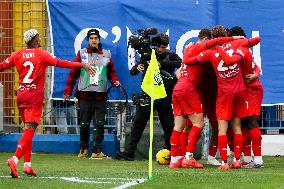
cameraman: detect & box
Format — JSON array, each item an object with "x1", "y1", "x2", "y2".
[{"x1": 117, "y1": 33, "x2": 182, "y2": 161}]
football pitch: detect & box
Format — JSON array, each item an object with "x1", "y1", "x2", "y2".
[{"x1": 0, "y1": 153, "x2": 283, "y2": 189}]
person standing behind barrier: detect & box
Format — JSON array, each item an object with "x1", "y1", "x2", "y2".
[
  {"x1": 53, "y1": 99, "x2": 78, "y2": 134},
  {"x1": 64, "y1": 29, "x2": 120, "y2": 159},
  {"x1": 117, "y1": 33, "x2": 182, "y2": 161},
  {"x1": 4, "y1": 29, "x2": 95, "y2": 178}
]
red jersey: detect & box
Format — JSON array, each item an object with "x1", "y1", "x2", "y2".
[
  {"x1": 0, "y1": 48, "x2": 83, "y2": 107},
  {"x1": 184, "y1": 45, "x2": 246, "y2": 96},
  {"x1": 230, "y1": 37, "x2": 261, "y2": 49},
  {"x1": 174, "y1": 37, "x2": 234, "y2": 92},
  {"x1": 233, "y1": 46, "x2": 262, "y2": 88},
  {"x1": 218, "y1": 39, "x2": 263, "y2": 89},
  {"x1": 174, "y1": 42, "x2": 205, "y2": 91}
]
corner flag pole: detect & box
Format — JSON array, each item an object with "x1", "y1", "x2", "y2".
[
  {"x1": 148, "y1": 96, "x2": 154, "y2": 180},
  {"x1": 141, "y1": 49, "x2": 167, "y2": 180}
]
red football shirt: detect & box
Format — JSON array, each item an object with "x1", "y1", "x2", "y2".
[
  {"x1": 236, "y1": 46, "x2": 262, "y2": 88},
  {"x1": 174, "y1": 37, "x2": 234, "y2": 92},
  {"x1": 219, "y1": 43, "x2": 262, "y2": 89},
  {"x1": 174, "y1": 42, "x2": 205, "y2": 91},
  {"x1": 1, "y1": 48, "x2": 83, "y2": 107},
  {"x1": 184, "y1": 44, "x2": 246, "y2": 96}
]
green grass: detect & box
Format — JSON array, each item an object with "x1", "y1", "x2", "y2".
[{"x1": 0, "y1": 153, "x2": 283, "y2": 189}]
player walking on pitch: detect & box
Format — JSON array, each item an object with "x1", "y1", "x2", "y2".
[{"x1": 2, "y1": 29, "x2": 95, "y2": 178}]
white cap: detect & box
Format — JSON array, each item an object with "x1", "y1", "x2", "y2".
[{"x1": 24, "y1": 29, "x2": 39, "y2": 44}]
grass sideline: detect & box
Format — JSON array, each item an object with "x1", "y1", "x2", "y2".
[{"x1": 0, "y1": 153, "x2": 283, "y2": 189}]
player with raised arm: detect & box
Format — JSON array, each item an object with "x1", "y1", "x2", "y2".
[
  {"x1": 183, "y1": 25, "x2": 261, "y2": 169},
  {"x1": 3, "y1": 29, "x2": 95, "y2": 178}
]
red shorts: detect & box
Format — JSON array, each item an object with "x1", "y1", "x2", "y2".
[
  {"x1": 216, "y1": 90, "x2": 248, "y2": 120},
  {"x1": 246, "y1": 86, "x2": 263, "y2": 116},
  {"x1": 172, "y1": 90, "x2": 203, "y2": 117},
  {"x1": 18, "y1": 106, "x2": 42, "y2": 124}
]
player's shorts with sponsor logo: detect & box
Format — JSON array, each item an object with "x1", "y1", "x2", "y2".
[
  {"x1": 172, "y1": 90, "x2": 203, "y2": 117},
  {"x1": 246, "y1": 85, "x2": 263, "y2": 116},
  {"x1": 216, "y1": 90, "x2": 248, "y2": 120},
  {"x1": 18, "y1": 106, "x2": 43, "y2": 124}
]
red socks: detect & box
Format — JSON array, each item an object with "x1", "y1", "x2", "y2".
[
  {"x1": 250, "y1": 127, "x2": 262, "y2": 156},
  {"x1": 218, "y1": 135, "x2": 228, "y2": 161},
  {"x1": 234, "y1": 134, "x2": 243, "y2": 159},
  {"x1": 14, "y1": 128, "x2": 35, "y2": 160},
  {"x1": 14, "y1": 135, "x2": 26, "y2": 159},
  {"x1": 242, "y1": 128, "x2": 251, "y2": 156},
  {"x1": 170, "y1": 130, "x2": 182, "y2": 156},
  {"x1": 186, "y1": 126, "x2": 201, "y2": 153},
  {"x1": 24, "y1": 141, "x2": 33, "y2": 162},
  {"x1": 180, "y1": 131, "x2": 189, "y2": 156}
]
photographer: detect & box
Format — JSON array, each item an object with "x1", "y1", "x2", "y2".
[{"x1": 117, "y1": 33, "x2": 182, "y2": 161}]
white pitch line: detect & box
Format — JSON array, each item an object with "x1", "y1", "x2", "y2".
[
  {"x1": 0, "y1": 175, "x2": 118, "y2": 184},
  {"x1": 61, "y1": 177, "x2": 115, "y2": 184},
  {"x1": 0, "y1": 175, "x2": 147, "y2": 187},
  {"x1": 80, "y1": 177, "x2": 135, "y2": 181},
  {"x1": 0, "y1": 176, "x2": 137, "y2": 180},
  {"x1": 113, "y1": 179, "x2": 147, "y2": 189}
]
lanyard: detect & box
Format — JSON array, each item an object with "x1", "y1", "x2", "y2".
[{"x1": 90, "y1": 53, "x2": 100, "y2": 66}]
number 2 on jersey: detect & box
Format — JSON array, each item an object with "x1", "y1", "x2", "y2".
[{"x1": 23, "y1": 61, "x2": 34, "y2": 83}]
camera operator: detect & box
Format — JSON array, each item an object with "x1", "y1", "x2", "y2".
[{"x1": 117, "y1": 33, "x2": 182, "y2": 161}]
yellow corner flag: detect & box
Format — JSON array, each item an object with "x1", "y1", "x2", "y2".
[
  {"x1": 141, "y1": 49, "x2": 167, "y2": 180},
  {"x1": 141, "y1": 49, "x2": 167, "y2": 100}
]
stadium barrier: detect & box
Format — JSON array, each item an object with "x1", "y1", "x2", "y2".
[
  {"x1": 0, "y1": 83, "x2": 3, "y2": 131},
  {"x1": 259, "y1": 106, "x2": 284, "y2": 134},
  {"x1": 0, "y1": 133, "x2": 116, "y2": 157}
]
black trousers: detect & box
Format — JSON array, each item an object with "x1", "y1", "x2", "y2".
[
  {"x1": 79, "y1": 99, "x2": 106, "y2": 153},
  {"x1": 127, "y1": 97, "x2": 174, "y2": 154}
]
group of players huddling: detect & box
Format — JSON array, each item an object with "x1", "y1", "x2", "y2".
[{"x1": 169, "y1": 25, "x2": 263, "y2": 170}]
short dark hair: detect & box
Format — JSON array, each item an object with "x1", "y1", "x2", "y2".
[
  {"x1": 87, "y1": 29, "x2": 100, "y2": 40},
  {"x1": 198, "y1": 28, "x2": 212, "y2": 40},
  {"x1": 229, "y1": 26, "x2": 246, "y2": 38},
  {"x1": 211, "y1": 25, "x2": 227, "y2": 38},
  {"x1": 156, "y1": 33, "x2": 169, "y2": 46}
]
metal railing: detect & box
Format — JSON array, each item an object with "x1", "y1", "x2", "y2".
[{"x1": 259, "y1": 105, "x2": 284, "y2": 130}]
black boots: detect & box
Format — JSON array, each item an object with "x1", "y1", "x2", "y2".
[{"x1": 116, "y1": 151, "x2": 135, "y2": 161}]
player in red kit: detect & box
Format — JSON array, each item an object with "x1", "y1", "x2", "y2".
[
  {"x1": 169, "y1": 29, "x2": 237, "y2": 169},
  {"x1": 183, "y1": 25, "x2": 261, "y2": 170},
  {"x1": 220, "y1": 26, "x2": 264, "y2": 168},
  {"x1": 3, "y1": 29, "x2": 95, "y2": 178}
]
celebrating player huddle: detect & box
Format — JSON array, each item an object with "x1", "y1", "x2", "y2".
[{"x1": 169, "y1": 25, "x2": 263, "y2": 170}]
